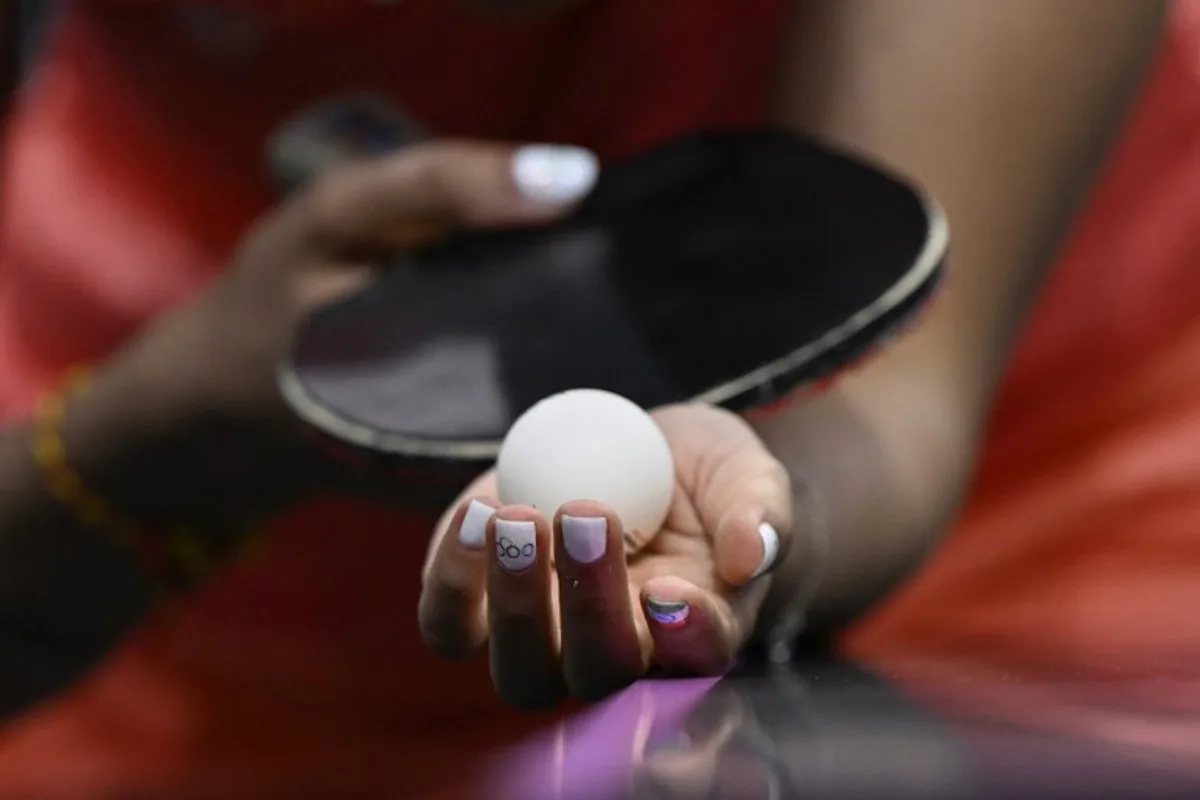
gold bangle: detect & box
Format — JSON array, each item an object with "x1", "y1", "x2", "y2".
[{"x1": 31, "y1": 366, "x2": 261, "y2": 592}]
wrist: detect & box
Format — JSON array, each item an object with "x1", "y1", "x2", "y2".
[
  {"x1": 753, "y1": 477, "x2": 831, "y2": 661},
  {"x1": 49, "y1": 362, "x2": 271, "y2": 589},
  {"x1": 62, "y1": 306, "x2": 306, "y2": 531},
  {"x1": 752, "y1": 383, "x2": 972, "y2": 644},
  {"x1": 750, "y1": 388, "x2": 906, "y2": 642}
]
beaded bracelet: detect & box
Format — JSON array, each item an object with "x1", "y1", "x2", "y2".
[{"x1": 31, "y1": 366, "x2": 261, "y2": 593}]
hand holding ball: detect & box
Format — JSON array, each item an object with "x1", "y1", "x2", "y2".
[{"x1": 496, "y1": 390, "x2": 675, "y2": 550}]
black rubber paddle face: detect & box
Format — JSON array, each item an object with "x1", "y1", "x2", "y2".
[{"x1": 280, "y1": 128, "x2": 948, "y2": 467}]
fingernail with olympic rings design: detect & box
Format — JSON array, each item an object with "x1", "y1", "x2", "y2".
[{"x1": 495, "y1": 518, "x2": 537, "y2": 574}]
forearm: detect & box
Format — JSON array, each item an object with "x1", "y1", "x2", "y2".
[
  {"x1": 0, "y1": 317, "x2": 241, "y2": 654},
  {"x1": 751, "y1": 377, "x2": 974, "y2": 642},
  {"x1": 0, "y1": 344, "x2": 196, "y2": 647},
  {"x1": 0, "y1": 380, "x2": 282, "y2": 713},
  {"x1": 753, "y1": 0, "x2": 1168, "y2": 645},
  {"x1": 0, "y1": 308, "x2": 316, "y2": 713}
]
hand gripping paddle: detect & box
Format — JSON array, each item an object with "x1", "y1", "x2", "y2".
[{"x1": 276, "y1": 126, "x2": 948, "y2": 493}]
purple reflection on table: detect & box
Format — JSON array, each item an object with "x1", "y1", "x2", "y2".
[
  {"x1": 480, "y1": 677, "x2": 718, "y2": 800},
  {"x1": 471, "y1": 661, "x2": 1200, "y2": 800}
]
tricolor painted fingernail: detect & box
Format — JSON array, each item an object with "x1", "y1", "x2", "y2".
[
  {"x1": 750, "y1": 522, "x2": 781, "y2": 580},
  {"x1": 495, "y1": 518, "x2": 537, "y2": 573},
  {"x1": 646, "y1": 598, "x2": 690, "y2": 628},
  {"x1": 458, "y1": 499, "x2": 495, "y2": 550},
  {"x1": 561, "y1": 515, "x2": 607, "y2": 564}
]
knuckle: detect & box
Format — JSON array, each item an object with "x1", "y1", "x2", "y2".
[
  {"x1": 496, "y1": 678, "x2": 564, "y2": 712},
  {"x1": 405, "y1": 151, "x2": 450, "y2": 199},
  {"x1": 418, "y1": 623, "x2": 466, "y2": 660},
  {"x1": 560, "y1": 587, "x2": 625, "y2": 622},
  {"x1": 764, "y1": 458, "x2": 792, "y2": 496},
  {"x1": 409, "y1": 153, "x2": 476, "y2": 216},
  {"x1": 302, "y1": 170, "x2": 361, "y2": 236},
  {"x1": 419, "y1": 623, "x2": 473, "y2": 661},
  {"x1": 417, "y1": 591, "x2": 475, "y2": 660},
  {"x1": 405, "y1": 143, "x2": 501, "y2": 220}
]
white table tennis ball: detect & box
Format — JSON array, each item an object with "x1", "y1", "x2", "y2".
[{"x1": 497, "y1": 389, "x2": 675, "y2": 544}]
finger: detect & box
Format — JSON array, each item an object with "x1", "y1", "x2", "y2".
[
  {"x1": 640, "y1": 576, "x2": 742, "y2": 676},
  {"x1": 704, "y1": 449, "x2": 792, "y2": 587},
  {"x1": 294, "y1": 140, "x2": 599, "y2": 250},
  {"x1": 418, "y1": 496, "x2": 496, "y2": 659},
  {"x1": 652, "y1": 406, "x2": 793, "y2": 586},
  {"x1": 422, "y1": 471, "x2": 498, "y2": 579},
  {"x1": 486, "y1": 505, "x2": 566, "y2": 710},
  {"x1": 713, "y1": 507, "x2": 789, "y2": 589},
  {"x1": 555, "y1": 501, "x2": 650, "y2": 701}
]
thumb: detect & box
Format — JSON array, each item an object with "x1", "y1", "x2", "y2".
[
  {"x1": 655, "y1": 406, "x2": 793, "y2": 587},
  {"x1": 289, "y1": 140, "x2": 600, "y2": 252},
  {"x1": 265, "y1": 140, "x2": 600, "y2": 324},
  {"x1": 708, "y1": 454, "x2": 792, "y2": 588}
]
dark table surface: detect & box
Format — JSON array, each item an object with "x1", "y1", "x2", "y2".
[{"x1": 464, "y1": 659, "x2": 1200, "y2": 799}]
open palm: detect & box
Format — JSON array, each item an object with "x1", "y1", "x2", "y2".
[{"x1": 419, "y1": 404, "x2": 793, "y2": 710}]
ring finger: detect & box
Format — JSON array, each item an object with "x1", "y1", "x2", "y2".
[{"x1": 556, "y1": 501, "x2": 651, "y2": 701}]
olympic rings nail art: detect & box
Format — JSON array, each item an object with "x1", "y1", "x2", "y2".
[{"x1": 495, "y1": 518, "x2": 537, "y2": 573}]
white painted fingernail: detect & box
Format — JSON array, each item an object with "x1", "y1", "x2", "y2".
[
  {"x1": 511, "y1": 145, "x2": 599, "y2": 205},
  {"x1": 751, "y1": 522, "x2": 781, "y2": 580},
  {"x1": 495, "y1": 519, "x2": 537, "y2": 573},
  {"x1": 561, "y1": 515, "x2": 607, "y2": 564},
  {"x1": 458, "y1": 499, "x2": 495, "y2": 549}
]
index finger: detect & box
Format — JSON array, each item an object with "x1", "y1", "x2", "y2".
[{"x1": 292, "y1": 140, "x2": 599, "y2": 250}]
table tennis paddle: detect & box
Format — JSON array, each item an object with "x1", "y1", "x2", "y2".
[{"x1": 276, "y1": 126, "x2": 948, "y2": 489}]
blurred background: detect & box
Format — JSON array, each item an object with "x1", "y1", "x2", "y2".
[{"x1": 18, "y1": 1, "x2": 50, "y2": 65}]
